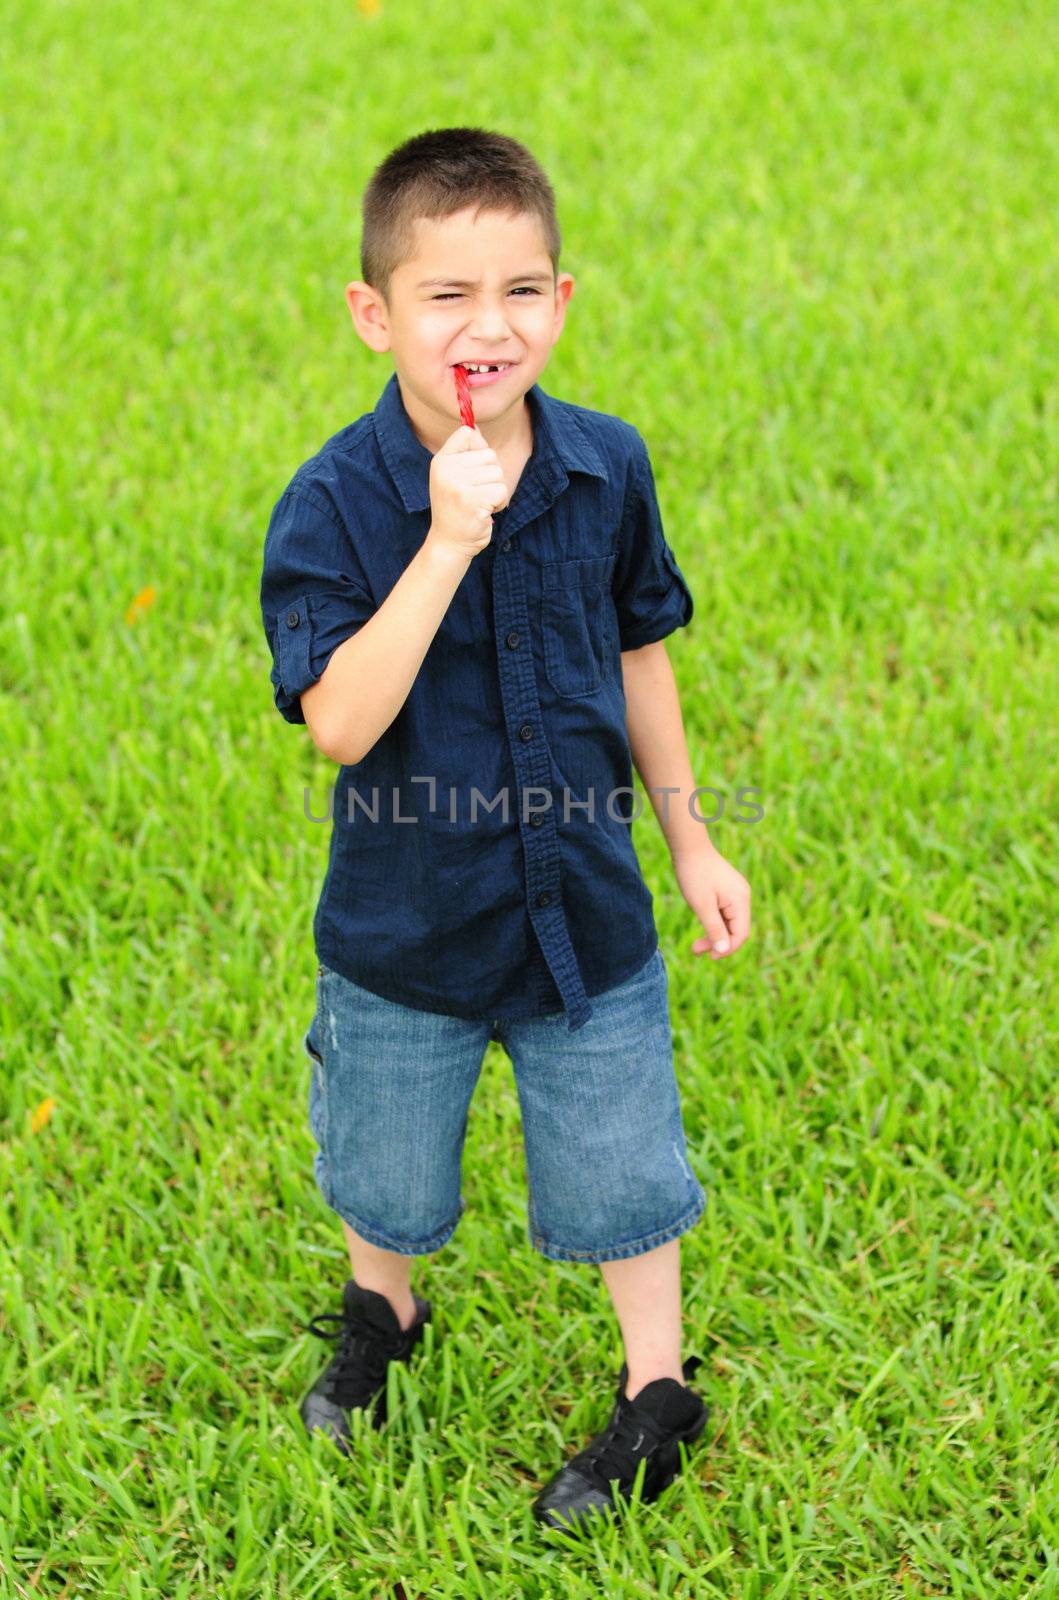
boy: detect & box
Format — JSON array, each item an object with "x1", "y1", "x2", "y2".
[{"x1": 260, "y1": 126, "x2": 751, "y2": 1536}]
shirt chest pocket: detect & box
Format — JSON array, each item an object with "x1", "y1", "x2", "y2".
[{"x1": 540, "y1": 551, "x2": 619, "y2": 698}]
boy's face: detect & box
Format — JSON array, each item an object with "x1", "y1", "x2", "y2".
[{"x1": 346, "y1": 206, "x2": 574, "y2": 448}]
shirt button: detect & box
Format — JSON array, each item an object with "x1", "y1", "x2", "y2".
[
  {"x1": 529, "y1": 813, "x2": 544, "y2": 828},
  {"x1": 519, "y1": 724, "x2": 534, "y2": 742},
  {"x1": 536, "y1": 891, "x2": 552, "y2": 908},
  {"x1": 285, "y1": 609, "x2": 300, "y2": 628},
  {"x1": 501, "y1": 538, "x2": 512, "y2": 553},
  {"x1": 505, "y1": 630, "x2": 520, "y2": 649}
]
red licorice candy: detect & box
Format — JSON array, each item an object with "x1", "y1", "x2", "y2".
[{"x1": 454, "y1": 363, "x2": 476, "y2": 430}]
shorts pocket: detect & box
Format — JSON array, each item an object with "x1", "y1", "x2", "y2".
[
  {"x1": 303, "y1": 1024, "x2": 334, "y2": 1208},
  {"x1": 540, "y1": 551, "x2": 618, "y2": 697}
]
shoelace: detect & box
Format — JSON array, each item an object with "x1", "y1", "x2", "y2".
[
  {"x1": 305, "y1": 1311, "x2": 406, "y2": 1407},
  {"x1": 583, "y1": 1402, "x2": 670, "y2": 1488}
]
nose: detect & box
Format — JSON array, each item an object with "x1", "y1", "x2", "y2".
[{"x1": 466, "y1": 302, "x2": 513, "y2": 342}]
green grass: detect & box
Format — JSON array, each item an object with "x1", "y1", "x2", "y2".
[{"x1": 3, "y1": 0, "x2": 1059, "y2": 1593}]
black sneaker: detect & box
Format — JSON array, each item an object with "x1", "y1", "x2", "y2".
[
  {"x1": 299, "y1": 1279, "x2": 432, "y2": 1453},
  {"x1": 532, "y1": 1355, "x2": 709, "y2": 1534}
]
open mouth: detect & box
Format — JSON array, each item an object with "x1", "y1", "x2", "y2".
[{"x1": 452, "y1": 361, "x2": 515, "y2": 388}]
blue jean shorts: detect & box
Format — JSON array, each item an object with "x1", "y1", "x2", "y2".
[{"x1": 301, "y1": 945, "x2": 706, "y2": 1264}]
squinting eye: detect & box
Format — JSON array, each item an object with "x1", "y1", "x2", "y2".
[{"x1": 433, "y1": 288, "x2": 542, "y2": 301}]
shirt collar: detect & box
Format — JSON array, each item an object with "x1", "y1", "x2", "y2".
[{"x1": 372, "y1": 370, "x2": 609, "y2": 515}]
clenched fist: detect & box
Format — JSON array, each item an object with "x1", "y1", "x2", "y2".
[{"x1": 427, "y1": 425, "x2": 511, "y2": 558}]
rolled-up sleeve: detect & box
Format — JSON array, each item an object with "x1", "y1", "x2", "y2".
[
  {"x1": 260, "y1": 485, "x2": 376, "y2": 725},
  {"x1": 611, "y1": 434, "x2": 694, "y2": 651}
]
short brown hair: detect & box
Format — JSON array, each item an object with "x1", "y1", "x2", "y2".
[{"x1": 359, "y1": 126, "x2": 561, "y2": 306}]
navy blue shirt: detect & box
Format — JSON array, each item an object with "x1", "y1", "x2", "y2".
[{"x1": 260, "y1": 372, "x2": 694, "y2": 1032}]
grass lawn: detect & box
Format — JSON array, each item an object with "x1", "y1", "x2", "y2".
[{"x1": 2, "y1": 0, "x2": 1058, "y2": 1594}]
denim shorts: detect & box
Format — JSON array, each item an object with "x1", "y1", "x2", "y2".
[{"x1": 301, "y1": 945, "x2": 706, "y2": 1264}]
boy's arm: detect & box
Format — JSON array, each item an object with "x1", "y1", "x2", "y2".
[
  {"x1": 622, "y1": 639, "x2": 752, "y2": 959},
  {"x1": 305, "y1": 412, "x2": 506, "y2": 762},
  {"x1": 303, "y1": 536, "x2": 472, "y2": 764},
  {"x1": 621, "y1": 639, "x2": 715, "y2": 862}
]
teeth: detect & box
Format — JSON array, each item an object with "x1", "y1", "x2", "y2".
[{"x1": 461, "y1": 362, "x2": 507, "y2": 373}]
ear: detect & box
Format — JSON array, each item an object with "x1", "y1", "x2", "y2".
[
  {"x1": 345, "y1": 280, "x2": 392, "y2": 354},
  {"x1": 549, "y1": 272, "x2": 576, "y2": 345}
]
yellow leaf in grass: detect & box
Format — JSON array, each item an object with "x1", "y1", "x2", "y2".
[
  {"x1": 31, "y1": 1097, "x2": 56, "y2": 1133},
  {"x1": 125, "y1": 585, "x2": 157, "y2": 625}
]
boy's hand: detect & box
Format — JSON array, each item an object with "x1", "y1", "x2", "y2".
[
  {"x1": 427, "y1": 425, "x2": 511, "y2": 558},
  {"x1": 674, "y1": 846, "x2": 752, "y2": 960}
]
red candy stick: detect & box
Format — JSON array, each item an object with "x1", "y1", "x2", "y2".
[{"x1": 454, "y1": 363, "x2": 476, "y2": 431}]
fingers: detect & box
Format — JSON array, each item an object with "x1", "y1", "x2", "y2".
[
  {"x1": 437, "y1": 424, "x2": 486, "y2": 455},
  {"x1": 692, "y1": 902, "x2": 751, "y2": 960},
  {"x1": 725, "y1": 902, "x2": 751, "y2": 949}
]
